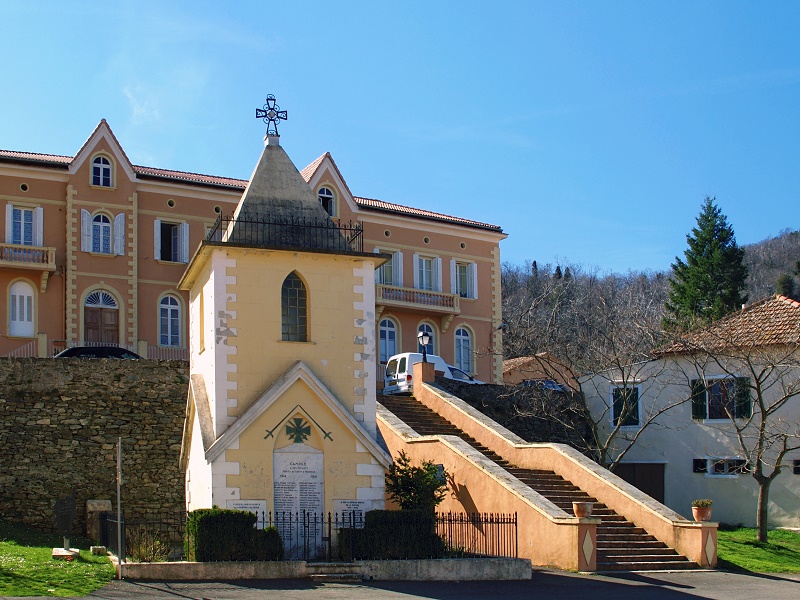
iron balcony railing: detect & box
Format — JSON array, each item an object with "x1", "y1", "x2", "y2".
[
  {"x1": 376, "y1": 284, "x2": 461, "y2": 314},
  {"x1": 206, "y1": 214, "x2": 363, "y2": 254}
]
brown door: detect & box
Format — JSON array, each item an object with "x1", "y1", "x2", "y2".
[
  {"x1": 84, "y1": 307, "x2": 119, "y2": 344},
  {"x1": 613, "y1": 463, "x2": 665, "y2": 503}
]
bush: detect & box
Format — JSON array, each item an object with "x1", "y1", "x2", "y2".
[
  {"x1": 385, "y1": 451, "x2": 448, "y2": 512},
  {"x1": 185, "y1": 509, "x2": 283, "y2": 562},
  {"x1": 127, "y1": 525, "x2": 171, "y2": 562},
  {"x1": 338, "y1": 510, "x2": 446, "y2": 560}
]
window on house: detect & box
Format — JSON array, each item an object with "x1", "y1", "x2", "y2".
[
  {"x1": 92, "y1": 156, "x2": 112, "y2": 187},
  {"x1": 413, "y1": 255, "x2": 441, "y2": 291},
  {"x1": 5, "y1": 205, "x2": 43, "y2": 246},
  {"x1": 612, "y1": 385, "x2": 640, "y2": 427},
  {"x1": 694, "y1": 457, "x2": 748, "y2": 477},
  {"x1": 80, "y1": 211, "x2": 125, "y2": 255},
  {"x1": 454, "y1": 327, "x2": 472, "y2": 372},
  {"x1": 318, "y1": 187, "x2": 335, "y2": 216},
  {"x1": 417, "y1": 323, "x2": 435, "y2": 355},
  {"x1": 8, "y1": 280, "x2": 34, "y2": 337},
  {"x1": 376, "y1": 250, "x2": 403, "y2": 286},
  {"x1": 379, "y1": 318, "x2": 398, "y2": 363},
  {"x1": 159, "y1": 295, "x2": 181, "y2": 347},
  {"x1": 154, "y1": 220, "x2": 189, "y2": 263},
  {"x1": 691, "y1": 377, "x2": 752, "y2": 420},
  {"x1": 282, "y1": 272, "x2": 307, "y2": 342},
  {"x1": 451, "y1": 261, "x2": 478, "y2": 299}
]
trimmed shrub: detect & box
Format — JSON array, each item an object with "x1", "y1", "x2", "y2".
[
  {"x1": 185, "y1": 509, "x2": 283, "y2": 562},
  {"x1": 338, "y1": 510, "x2": 445, "y2": 560}
]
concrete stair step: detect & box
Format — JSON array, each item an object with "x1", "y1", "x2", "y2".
[
  {"x1": 306, "y1": 563, "x2": 362, "y2": 575},
  {"x1": 597, "y1": 560, "x2": 698, "y2": 571},
  {"x1": 598, "y1": 548, "x2": 679, "y2": 557},
  {"x1": 309, "y1": 573, "x2": 364, "y2": 583}
]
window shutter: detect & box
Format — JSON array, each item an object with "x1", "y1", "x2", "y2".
[
  {"x1": 153, "y1": 219, "x2": 161, "y2": 260},
  {"x1": 450, "y1": 259, "x2": 457, "y2": 294},
  {"x1": 179, "y1": 222, "x2": 190, "y2": 263},
  {"x1": 434, "y1": 257, "x2": 442, "y2": 292},
  {"x1": 691, "y1": 379, "x2": 707, "y2": 420},
  {"x1": 412, "y1": 254, "x2": 420, "y2": 289},
  {"x1": 734, "y1": 377, "x2": 752, "y2": 418},
  {"x1": 81, "y1": 210, "x2": 92, "y2": 252},
  {"x1": 5, "y1": 204, "x2": 12, "y2": 243},
  {"x1": 113, "y1": 213, "x2": 125, "y2": 256},
  {"x1": 469, "y1": 262, "x2": 478, "y2": 299},
  {"x1": 33, "y1": 207, "x2": 43, "y2": 246},
  {"x1": 395, "y1": 251, "x2": 403, "y2": 287},
  {"x1": 373, "y1": 248, "x2": 382, "y2": 283}
]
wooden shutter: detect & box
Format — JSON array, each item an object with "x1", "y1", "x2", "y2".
[
  {"x1": 81, "y1": 210, "x2": 91, "y2": 252},
  {"x1": 179, "y1": 222, "x2": 189, "y2": 263},
  {"x1": 114, "y1": 213, "x2": 125, "y2": 256},
  {"x1": 33, "y1": 207, "x2": 43, "y2": 246},
  {"x1": 450, "y1": 259, "x2": 457, "y2": 294},
  {"x1": 691, "y1": 379, "x2": 707, "y2": 420},
  {"x1": 434, "y1": 257, "x2": 442, "y2": 292},
  {"x1": 394, "y1": 251, "x2": 403, "y2": 287},
  {"x1": 153, "y1": 220, "x2": 161, "y2": 260},
  {"x1": 734, "y1": 377, "x2": 752, "y2": 418},
  {"x1": 469, "y1": 262, "x2": 478, "y2": 299},
  {"x1": 412, "y1": 254, "x2": 420, "y2": 289},
  {"x1": 5, "y1": 204, "x2": 12, "y2": 243}
]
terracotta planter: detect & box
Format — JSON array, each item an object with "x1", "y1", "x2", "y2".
[
  {"x1": 572, "y1": 501, "x2": 594, "y2": 518},
  {"x1": 692, "y1": 506, "x2": 712, "y2": 522}
]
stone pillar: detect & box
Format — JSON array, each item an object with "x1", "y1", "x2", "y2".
[
  {"x1": 413, "y1": 360, "x2": 436, "y2": 386},
  {"x1": 85, "y1": 499, "x2": 112, "y2": 543}
]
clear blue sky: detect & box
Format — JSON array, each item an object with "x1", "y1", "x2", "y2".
[{"x1": 3, "y1": 1, "x2": 799, "y2": 274}]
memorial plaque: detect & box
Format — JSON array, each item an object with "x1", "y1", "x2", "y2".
[
  {"x1": 228, "y1": 499, "x2": 267, "y2": 528},
  {"x1": 334, "y1": 499, "x2": 368, "y2": 528}
]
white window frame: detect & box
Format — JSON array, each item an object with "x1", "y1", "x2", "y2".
[
  {"x1": 450, "y1": 260, "x2": 478, "y2": 299},
  {"x1": 413, "y1": 254, "x2": 442, "y2": 292},
  {"x1": 159, "y1": 295, "x2": 181, "y2": 347},
  {"x1": 80, "y1": 210, "x2": 125, "y2": 255},
  {"x1": 375, "y1": 249, "x2": 403, "y2": 287},
  {"x1": 8, "y1": 280, "x2": 35, "y2": 337},
  {"x1": 379, "y1": 317, "x2": 399, "y2": 363},
  {"x1": 5, "y1": 204, "x2": 43, "y2": 246},
  {"x1": 610, "y1": 384, "x2": 641, "y2": 428},
  {"x1": 417, "y1": 322, "x2": 436, "y2": 355},
  {"x1": 454, "y1": 326, "x2": 473, "y2": 373},
  {"x1": 703, "y1": 456, "x2": 747, "y2": 479},
  {"x1": 318, "y1": 186, "x2": 336, "y2": 217},
  {"x1": 92, "y1": 155, "x2": 113, "y2": 187},
  {"x1": 154, "y1": 220, "x2": 189, "y2": 263}
]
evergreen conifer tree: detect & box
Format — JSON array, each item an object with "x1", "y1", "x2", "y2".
[{"x1": 664, "y1": 196, "x2": 748, "y2": 330}]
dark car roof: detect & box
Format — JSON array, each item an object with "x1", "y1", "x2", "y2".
[{"x1": 54, "y1": 346, "x2": 142, "y2": 359}]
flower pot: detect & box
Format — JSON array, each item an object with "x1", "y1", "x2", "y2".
[
  {"x1": 572, "y1": 501, "x2": 594, "y2": 518},
  {"x1": 692, "y1": 506, "x2": 712, "y2": 522}
]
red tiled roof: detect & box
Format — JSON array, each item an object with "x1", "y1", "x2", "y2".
[
  {"x1": 0, "y1": 144, "x2": 503, "y2": 232},
  {"x1": 657, "y1": 295, "x2": 800, "y2": 354}
]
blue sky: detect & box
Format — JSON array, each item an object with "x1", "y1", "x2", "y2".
[{"x1": 3, "y1": 1, "x2": 799, "y2": 273}]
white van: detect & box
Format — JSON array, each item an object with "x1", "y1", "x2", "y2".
[{"x1": 383, "y1": 353, "x2": 484, "y2": 394}]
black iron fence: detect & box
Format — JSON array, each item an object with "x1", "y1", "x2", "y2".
[
  {"x1": 206, "y1": 214, "x2": 364, "y2": 254},
  {"x1": 102, "y1": 510, "x2": 517, "y2": 563}
]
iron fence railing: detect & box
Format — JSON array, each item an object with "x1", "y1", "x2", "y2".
[
  {"x1": 206, "y1": 214, "x2": 363, "y2": 254},
  {"x1": 146, "y1": 346, "x2": 189, "y2": 360},
  {"x1": 103, "y1": 510, "x2": 517, "y2": 563}
]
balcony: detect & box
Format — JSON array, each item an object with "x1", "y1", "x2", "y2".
[
  {"x1": 376, "y1": 284, "x2": 460, "y2": 315},
  {"x1": 0, "y1": 243, "x2": 57, "y2": 292}
]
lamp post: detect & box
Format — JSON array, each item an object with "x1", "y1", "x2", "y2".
[{"x1": 417, "y1": 330, "x2": 431, "y2": 363}]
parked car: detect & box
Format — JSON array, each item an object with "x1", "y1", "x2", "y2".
[
  {"x1": 522, "y1": 378, "x2": 567, "y2": 392},
  {"x1": 383, "y1": 352, "x2": 483, "y2": 394},
  {"x1": 54, "y1": 346, "x2": 142, "y2": 359}
]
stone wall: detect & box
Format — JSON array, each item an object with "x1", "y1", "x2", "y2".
[
  {"x1": 435, "y1": 379, "x2": 592, "y2": 453},
  {"x1": 0, "y1": 358, "x2": 188, "y2": 534}
]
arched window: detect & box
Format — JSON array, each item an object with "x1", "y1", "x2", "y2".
[
  {"x1": 8, "y1": 280, "x2": 34, "y2": 337},
  {"x1": 318, "y1": 187, "x2": 335, "y2": 216},
  {"x1": 160, "y1": 295, "x2": 181, "y2": 347},
  {"x1": 282, "y1": 272, "x2": 307, "y2": 342},
  {"x1": 455, "y1": 327, "x2": 473, "y2": 372},
  {"x1": 379, "y1": 318, "x2": 398, "y2": 363},
  {"x1": 92, "y1": 156, "x2": 112, "y2": 187},
  {"x1": 92, "y1": 214, "x2": 112, "y2": 254},
  {"x1": 417, "y1": 323, "x2": 435, "y2": 356}
]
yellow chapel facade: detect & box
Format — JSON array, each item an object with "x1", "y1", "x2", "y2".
[{"x1": 0, "y1": 120, "x2": 506, "y2": 383}]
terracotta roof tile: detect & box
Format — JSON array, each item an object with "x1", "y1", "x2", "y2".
[
  {"x1": 658, "y1": 295, "x2": 800, "y2": 354},
  {"x1": 134, "y1": 165, "x2": 248, "y2": 189},
  {"x1": 299, "y1": 153, "x2": 328, "y2": 182},
  {"x1": 0, "y1": 149, "x2": 71, "y2": 166},
  {"x1": 354, "y1": 196, "x2": 503, "y2": 232}
]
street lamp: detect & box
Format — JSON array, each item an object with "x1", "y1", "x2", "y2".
[{"x1": 417, "y1": 330, "x2": 431, "y2": 363}]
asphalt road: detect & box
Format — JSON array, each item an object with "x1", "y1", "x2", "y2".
[{"x1": 8, "y1": 569, "x2": 796, "y2": 600}]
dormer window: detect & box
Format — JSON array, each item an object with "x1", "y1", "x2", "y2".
[
  {"x1": 92, "y1": 156, "x2": 112, "y2": 187},
  {"x1": 318, "y1": 187, "x2": 335, "y2": 216}
]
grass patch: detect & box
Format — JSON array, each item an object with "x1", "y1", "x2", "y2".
[
  {"x1": 0, "y1": 519, "x2": 115, "y2": 597},
  {"x1": 717, "y1": 526, "x2": 800, "y2": 573}
]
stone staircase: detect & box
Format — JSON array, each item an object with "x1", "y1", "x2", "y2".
[
  {"x1": 306, "y1": 562, "x2": 363, "y2": 582},
  {"x1": 379, "y1": 394, "x2": 698, "y2": 571}
]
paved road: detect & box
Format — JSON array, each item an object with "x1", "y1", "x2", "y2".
[{"x1": 10, "y1": 570, "x2": 794, "y2": 600}]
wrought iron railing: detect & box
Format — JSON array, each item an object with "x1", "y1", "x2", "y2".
[{"x1": 206, "y1": 214, "x2": 363, "y2": 254}]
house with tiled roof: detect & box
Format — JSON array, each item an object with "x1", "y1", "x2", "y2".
[
  {"x1": 0, "y1": 120, "x2": 506, "y2": 384},
  {"x1": 581, "y1": 295, "x2": 800, "y2": 528}
]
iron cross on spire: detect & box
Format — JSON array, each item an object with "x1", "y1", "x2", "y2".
[{"x1": 256, "y1": 94, "x2": 287, "y2": 136}]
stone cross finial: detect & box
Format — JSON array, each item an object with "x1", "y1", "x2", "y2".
[{"x1": 256, "y1": 94, "x2": 287, "y2": 136}]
